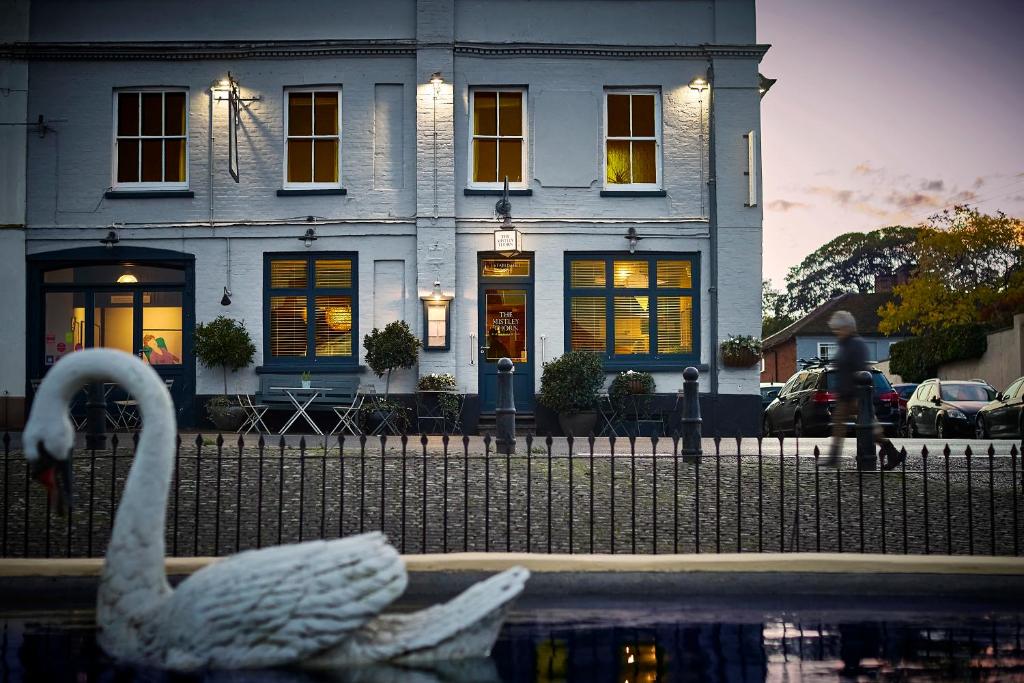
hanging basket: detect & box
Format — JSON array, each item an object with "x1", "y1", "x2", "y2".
[
  {"x1": 721, "y1": 347, "x2": 760, "y2": 368},
  {"x1": 625, "y1": 378, "x2": 647, "y2": 394}
]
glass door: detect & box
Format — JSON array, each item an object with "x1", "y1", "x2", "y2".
[{"x1": 478, "y1": 256, "x2": 534, "y2": 412}]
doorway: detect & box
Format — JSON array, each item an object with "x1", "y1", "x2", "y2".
[{"x1": 478, "y1": 254, "x2": 534, "y2": 412}]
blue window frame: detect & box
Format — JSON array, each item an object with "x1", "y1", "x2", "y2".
[
  {"x1": 564, "y1": 252, "x2": 700, "y2": 369},
  {"x1": 263, "y1": 252, "x2": 358, "y2": 368}
]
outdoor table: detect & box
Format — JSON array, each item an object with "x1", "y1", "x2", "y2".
[
  {"x1": 415, "y1": 390, "x2": 464, "y2": 434},
  {"x1": 271, "y1": 386, "x2": 333, "y2": 435},
  {"x1": 620, "y1": 392, "x2": 664, "y2": 436},
  {"x1": 363, "y1": 389, "x2": 402, "y2": 436}
]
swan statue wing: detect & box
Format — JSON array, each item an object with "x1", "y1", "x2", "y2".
[{"x1": 156, "y1": 532, "x2": 407, "y2": 670}]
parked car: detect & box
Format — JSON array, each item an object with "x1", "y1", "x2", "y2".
[
  {"x1": 975, "y1": 376, "x2": 1024, "y2": 439},
  {"x1": 760, "y1": 382, "x2": 785, "y2": 411},
  {"x1": 892, "y1": 383, "x2": 918, "y2": 434},
  {"x1": 905, "y1": 379, "x2": 994, "y2": 438},
  {"x1": 762, "y1": 363, "x2": 901, "y2": 437}
]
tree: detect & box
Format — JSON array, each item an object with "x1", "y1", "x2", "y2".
[
  {"x1": 879, "y1": 207, "x2": 1024, "y2": 335},
  {"x1": 363, "y1": 320, "x2": 421, "y2": 398},
  {"x1": 762, "y1": 280, "x2": 794, "y2": 337},
  {"x1": 782, "y1": 226, "x2": 920, "y2": 316},
  {"x1": 194, "y1": 316, "x2": 256, "y2": 395}
]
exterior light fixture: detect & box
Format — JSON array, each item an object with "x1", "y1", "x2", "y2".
[
  {"x1": 625, "y1": 227, "x2": 642, "y2": 254},
  {"x1": 220, "y1": 286, "x2": 232, "y2": 306},
  {"x1": 758, "y1": 73, "x2": 777, "y2": 98},
  {"x1": 100, "y1": 228, "x2": 119, "y2": 249},
  {"x1": 493, "y1": 177, "x2": 523, "y2": 256},
  {"x1": 116, "y1": 272, "x2": 138, "y2": 284},
  {"x1": 421, "y1": 279, "x2": 453, "y2": 351},
  {"x1": 688, "y1": 76, "x2": 708, "y2": 92},
  {"x1": 430, "y1": 71, "x2": 444, "y2": 88},
  {"x1": 431, "y1": 279, "x2": 442, "y2": 299},
  {"x1": 300, "y1": 227, "x2": 317, "y2": 248}
]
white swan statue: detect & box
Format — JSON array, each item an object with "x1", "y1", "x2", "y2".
[{"x1": 23, "y1": 349, "x2": 528, "y2": 672}]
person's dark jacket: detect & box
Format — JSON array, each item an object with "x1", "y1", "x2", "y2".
[{"x1": 835, "y1": 334, "x2": 869, "y2": 400}]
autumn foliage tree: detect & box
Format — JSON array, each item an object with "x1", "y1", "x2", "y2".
[{"x1": 879, "y1": 207, "x2": 1024, "y2": 335}]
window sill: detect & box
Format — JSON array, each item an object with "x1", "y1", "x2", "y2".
[
  {"x1": 105, "y1": 190, "x2": 194, "y2": 199},
  {"x1": 601, "y1": 360, "x2": 707, "y2": 373},
  {"x1": 256, "y1": 364, "x2": 365, "y2": 374},
  {"x1": 277, "y1": 188, "x2": 347, "y2": 196},
  {"x1": 463, "y1": 188, "x2": 532, "y2": 196},
  {"x1": 600, "y1": 190, "x2": 667, "y2": 198}
]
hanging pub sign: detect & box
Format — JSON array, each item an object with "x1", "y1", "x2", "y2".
[{"x1": 493, "y1": 228, "x2": 522, "y2": 257}]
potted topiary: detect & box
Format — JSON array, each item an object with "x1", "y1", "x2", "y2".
[
  {"x1": 538, "y1": 351, "x2": 606, "y2": 436},
  {"x1": 720, "y1": 334, "x2": 763, "y2": 368},
  {"x1": 194, "y1": 316, "x2": 256, "y2": 431},
  {"x1": 362, "y1": 320, "x2": 421, "y2": 432}
]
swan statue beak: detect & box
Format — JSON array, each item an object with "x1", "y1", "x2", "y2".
[{"x1": 30, "y1": 446, "x2": 73, "y2": 517}]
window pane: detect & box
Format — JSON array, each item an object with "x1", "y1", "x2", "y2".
[
  {"x1": 270, "y1": 259, "x2": 308, "y2": 288},
  {"x1": 164, "y1": 139, "x2": 186, "y2": 182},
  {"x1": 606, "y1": 140, "x2": 630, "y2": 184},
  {"x1": 164, "y1": 92, "x2": 186, "y2": 136},
  {"x1": 656, "y1": 260, "x2": 692, "y2": 288},
  {"x1": 631, "y1": 94, "x2": 655, "y2": 137},
  {"x1": 498, "y1": 92, "x2": 522, "y2": 136},
  {"x1": 44, "y1": 292, "x2": 86, "y2": 363},
  {"x1": 656, "y1": 296, "x2": 693, "y2": 355},
  {"x1": 94, "y1": 292, "x2": 135, "y2": 355},
  {"x1": 270, "y1": 295, "x2": 307, "y2": 357},
  {"x1": 631, "y1": 140, "x2": 656, "y2": 183},
  {"x1": 315, "y1": 296, "x2": 353, "y2": 357},
  {"x1": 614, "y1": 296, "x2": 649, "y2": 355},
  {"x1": 497, "y1": 139, "x2": 522, "y2": 183},
  {"x1": 141, "y1": 92, "x2": 163, "y2": 136},
  {"x1": 313, "y1": 92, "x2": 338, "y2": 135},
  {"x1": 313, "y1": 139, "x2": 338, "y2": 183},
  {"x1": 314, "y1": 259, "x2": 352, "y2": 288},
  {"x1": 287, "y1": 139, "x2": 313, "y2": 182},
  {"x1": 570, "y1": 297, "x2": 606, "y2": 352},
  {"x1": 473, "y1": 139, "x2": 497, "y2": 182},
  {"x1": 484, "y1": 289, "x2": 527, "y2": 362},
  {"x1": 613, "y1": 260, "x2": 648, "y2": 288},
  {"x1": 116, "y1": 139, "x2": 139, "y2": 182},
  {"x1": 607, "y1": 94, "x2": 630, "y2": 137},
  {"x1": 425, "y1": 301, "x2": 447, "y2": 348},
  {"x1": 288, "y1": 92, "x2": 313, "y2": 136},
  {"x1": 142, "y1": 291, "x2": 183, "y2": 365},
  {"x1": 570, "y1": 260, "x2": 606, "y2": 288},
  {"x1": 480, "y1": 259, "x2": 530, "y2": 277},
  {"x1": 473, "y1": 91, "x2": 497, "y2": 136},
  {"x1": 117, "y1": 93, "x2": 139, "y2": 136},
  {"x1": 141, "y1": 139, "x2": 162, "y2": 182}
]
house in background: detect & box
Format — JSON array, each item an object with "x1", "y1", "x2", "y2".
[{"x1": 760, "y1": 279, "x2": 911, "y2": 383}]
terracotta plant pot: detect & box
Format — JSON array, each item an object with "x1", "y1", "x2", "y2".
[{"x1": 558, "y1": 410, "x2": 598, "y2": 437}]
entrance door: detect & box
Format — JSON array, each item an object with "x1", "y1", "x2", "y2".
[{"x1": 478, "y1": 256, "x2": 534, "y2": 412}]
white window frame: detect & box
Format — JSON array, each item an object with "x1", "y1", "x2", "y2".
[
  {"x1": 817, "y1": 342, "x2": 839, "y2": 360},
  {"x1": 467, "y1": 87, "x2": 528, "y2": 190},
  {"x1": 111, "y1": 87, "x2": 189, "y2": 191},
  {"x1": 603, "y1": 89, "x2": 662, "y2": 191},
  {"x1": 282, "y1": 86, "x2": 343, "y2": 190}
]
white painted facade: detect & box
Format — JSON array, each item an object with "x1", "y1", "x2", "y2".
[{"x1": 2, "y1": 0, "x2": 768, "y2": 431}]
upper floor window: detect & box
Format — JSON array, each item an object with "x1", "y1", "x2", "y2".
[
  {"x1": 817, "y1": 342, "x2": 838, "y2": 360},
  {"x1": 604, "y1": 90, "x2": 660, "y2": 189},
  {"x1": 114, "y1": 89, "x2": 188, "y2": 189},
  {"x1": 284, "y1": 88, "x2": 341, "y2": 188},
  {"x1": 469, "y1": 88, "x2": 526, "y2": 188}
]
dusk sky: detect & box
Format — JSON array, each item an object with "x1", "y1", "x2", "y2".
[{"x1": 757, "y1": 0, "x2": 1024, "y2": 286}]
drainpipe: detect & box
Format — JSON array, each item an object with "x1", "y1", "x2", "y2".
[
  {"x1": 705, "y1": 61, "x2": 720, "y2": 421},
  {"x1": 208, "y1": 86, "x2": 215, "y2": 227}
]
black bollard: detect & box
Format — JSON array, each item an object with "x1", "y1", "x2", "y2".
[
  {"x1": 495, "y1": 357, "x2": 516, "y2": 453},
  {"x1": 680, "y1": 366, "x2": 702, "y2": 464},
  {"x1": 854, "y1": 370, "x2": 877, "y2": 471},
  {"x1": 84, "y1": 381, "x2": 107, "y2": 450}
]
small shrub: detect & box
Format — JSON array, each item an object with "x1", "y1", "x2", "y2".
[
  {"x1": 417, "y1": 373, "x2": 456, "y2": 391},
  {"x1": 608, "y1": 370, "x2": 656, "y2": 408},
  {"x1": 194, "y1": 316, "x2": 256, "y2": 395},
  {"x1": 889, "y1": 325, "x2": 988, "y2": 383},
  {"x1": 363, "y1": 320, "x2": 421, "y2": 397},
  {"x1": 537, "y1": 351, "x2": 605, "y2": 415}
]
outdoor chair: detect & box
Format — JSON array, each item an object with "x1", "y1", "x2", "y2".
[
  {"x1": 329, "y1": 386, "x2": 364, "y2": 437},
  {"x1": 236, "y1": 394, "x2": 270, "y2": 435}
]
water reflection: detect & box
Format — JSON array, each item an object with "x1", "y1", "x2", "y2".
[{"x1": 1, "y1": 611, "x2": 1022, "y2": 682}]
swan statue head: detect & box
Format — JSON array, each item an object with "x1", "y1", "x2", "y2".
[{"x1": 23, "y1": 348, "x2": 529, "y2": 672}]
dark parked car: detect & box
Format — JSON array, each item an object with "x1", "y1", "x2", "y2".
[
  {"x1": 760, "y1": 382, "x2": 785, "y2": 410},
  {"x1": 905, "y1": 379, "x2": 995, "y2": 438},
  {"x1": 762, "y1": 363, "x2": 901, "y2": 437},
  {"x1": 975, "y1": 376, "x2": 1024, "y2": 439},
  {"x1": 892, "y1": 383, "x2": 918, "y2": 434}
]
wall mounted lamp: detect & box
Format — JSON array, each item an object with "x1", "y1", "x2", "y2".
[
  {"x1": 100, "y1": 228, "x2": 119, "y2": 249},
  {"x1": 300, "y1": 228, "x2": 317, "y2": 248},
  {"x1": 688, "y1": 76, "x2": 708, "y2": 92},
  {"x1": 430, "y1": 71, "x2": 444, "y2": 88},
  {"x1": 625, "y1": 227, "x2": 642, "y2": 254},
  {"x1": 220, "y1": 286, "x2": 232, "y2": 306},
  {"x1": 421, "y1": 278, "x2": 454, "y2": 351}
]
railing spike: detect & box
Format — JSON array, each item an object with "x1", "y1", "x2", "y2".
[
  {"x1": 216, "y1": 433, "x2": 224, "y2": 447},
  {"x1": 420, "y1": 434, "x2": 428, "y2": 447}
]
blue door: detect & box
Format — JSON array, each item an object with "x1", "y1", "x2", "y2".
[{"x1": 478, "y1": 256, "x2": 534, "y2": 412}]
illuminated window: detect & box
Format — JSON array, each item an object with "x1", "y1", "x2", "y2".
[
  {"x1": 114, "y1": 89, "x2": 188, "y2": 188},
  {"x1": 265, "y1": 254, "x2": 356, "y2": 365},
  {"x1": 284, "y1": 88, "x2": 341, "y2": 188},
  {"x1": 469, "y1": 88, "x2": 526, "y2": 187},
  {"x1": 566, "y1": 254, "x2": 698, "y2": 365},
  {"x1": 604, "y1": 90, "x2": 660, "y2": 188}
]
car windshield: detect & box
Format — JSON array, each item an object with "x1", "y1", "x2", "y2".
[
  {"x1": 825, "y1": 371, "x2": 892, "y2": 392},
  {"x1": 940, "y1": 384, "x2": 992, "y2": 402}
]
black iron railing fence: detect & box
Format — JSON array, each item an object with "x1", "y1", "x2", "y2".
[{"x1": 1, "y1": 432, "x2": 1021, "y2": 558}]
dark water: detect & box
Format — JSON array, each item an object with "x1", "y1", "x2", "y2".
[{"x1": 2, "y1": 609, "x2": 1023, "y2": 682}]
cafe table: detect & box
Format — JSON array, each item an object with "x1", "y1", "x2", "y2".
[{"x1": 271, "y1": 386, "x2": 333, "y2": 435}]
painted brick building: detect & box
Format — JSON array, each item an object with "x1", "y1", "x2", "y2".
[{"x1": 1, "y1": 0, "x2": 769, "y2": 433}]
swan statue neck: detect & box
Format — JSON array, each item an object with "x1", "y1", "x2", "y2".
[{"x1": 37, "y1": 350, "x2": 176, "y2": 641}]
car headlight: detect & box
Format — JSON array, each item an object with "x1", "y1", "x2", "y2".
[{"x1": 947, "y1": 409, "x2": 967, "y2": 420}]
